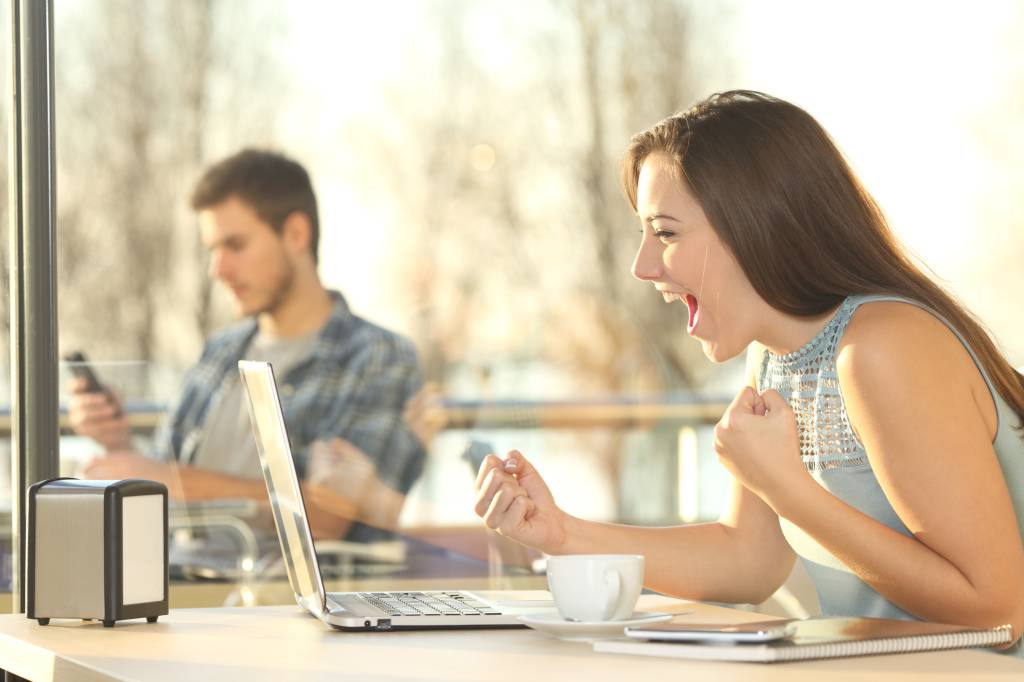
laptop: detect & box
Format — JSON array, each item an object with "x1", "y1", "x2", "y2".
[{"x1": 238, "y1": 360, "x2": 529, "y2": 630}]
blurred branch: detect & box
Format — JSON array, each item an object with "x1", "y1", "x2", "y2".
[{"x1": 54, "y1": 0, "x2": 284, "y2": 374}]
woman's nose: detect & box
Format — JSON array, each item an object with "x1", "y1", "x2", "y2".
[{"x1": 631, "y1": 237, "x2": 662, "y2": 281}]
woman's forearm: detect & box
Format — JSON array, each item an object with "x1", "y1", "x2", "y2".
[
  {"x1": 778, "y1": 483, "x2": 1016, "y2": 629},
  {"x1": 556, "y1": 514, "x2": 794, "y2": 604}
]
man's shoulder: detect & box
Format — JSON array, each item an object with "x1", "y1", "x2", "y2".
[
  {"x1": 321, "y1": 302, "x2": 418, "y2": 367},
  {"x1": 296, "y1": 313, "x2": 420, "y2": 399},
  {"x1": 349, "y1": 314, "x2": 416, "y2": 356},
  {"x1": 198, "y1": 317, "x2": 258, "y2": 360}
]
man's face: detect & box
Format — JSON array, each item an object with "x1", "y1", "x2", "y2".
[{"x1": 199, "y1": 195, "x2": 296, "y2": 318}]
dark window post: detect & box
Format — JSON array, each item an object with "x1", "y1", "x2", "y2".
[{"x1": 8, "y1": 0, "x2": 60, "y2": 613}]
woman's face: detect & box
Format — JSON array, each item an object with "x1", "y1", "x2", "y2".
[{"x1": 631, "y1": 153, "x2": 761, "y2": 363}]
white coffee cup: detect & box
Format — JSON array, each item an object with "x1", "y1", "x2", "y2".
[{"x1": 546, "y1": 554, "x2": 644, "y2": 622}]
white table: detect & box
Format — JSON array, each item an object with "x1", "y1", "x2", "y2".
[{"x1": 0, "y1": 593, "x2": 1021, "y2": 681}]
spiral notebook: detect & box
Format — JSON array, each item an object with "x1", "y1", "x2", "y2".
[{"x1": 593, "y1": 617, "x2": 1014, "y2": 663}]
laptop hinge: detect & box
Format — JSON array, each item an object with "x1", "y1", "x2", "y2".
[{"x1": 298, "y1": 593, "x2": 328, "y2": 618}]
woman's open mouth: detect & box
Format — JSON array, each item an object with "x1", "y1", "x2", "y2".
[{"x1": 685, "y1": 294, "x2": 700, "y2": 333}]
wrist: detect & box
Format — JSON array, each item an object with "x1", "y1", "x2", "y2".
[
  {"x1": 365, "y1": 480, "x2": 404, "y2": 531},
  {"x1": 769, "y1": 475, "x2": 823, "y2": 521},
  {"x1": 545, "y1": 511, "x2": 581, "y2": 555}
]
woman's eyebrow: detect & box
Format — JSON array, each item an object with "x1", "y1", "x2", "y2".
[{"x1": 645, "y1": 213, "x2": 681, "y2": 223}]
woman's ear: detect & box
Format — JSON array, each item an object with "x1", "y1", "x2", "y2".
[{"x1": 282, "y1": 211, "x2": 313, "y2": 256}]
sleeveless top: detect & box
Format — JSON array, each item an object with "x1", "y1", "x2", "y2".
[{"x1": 755, "y1": 294, "x2": 1024, "y2": 654}]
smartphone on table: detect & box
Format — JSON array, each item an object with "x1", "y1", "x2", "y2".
[{"x1": 624, "y1": 621, "x2": 796, "y2": 643}]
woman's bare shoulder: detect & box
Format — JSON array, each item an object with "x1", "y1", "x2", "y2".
[
  {"x1": 837, "y1": 300, "x2": 972, "y2": 376},
  {"x1": 835, "y1": 300, "x2": 992, "y2": 436}
]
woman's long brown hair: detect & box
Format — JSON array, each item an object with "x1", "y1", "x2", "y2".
[{"x1": 621, "y1": 90, "x2": 1024, "y2": 434}]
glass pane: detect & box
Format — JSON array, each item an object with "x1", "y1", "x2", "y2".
[
  {"x1": 44, "y1": 0, "x2": 738, "y2": 614},
  {"x1": 45, "y1": 2, "x2": 1023, "y2": 624}
]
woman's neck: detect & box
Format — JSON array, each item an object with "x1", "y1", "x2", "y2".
[{"x1": 758, "y1": 302, "x2": 844, "y2": 356}]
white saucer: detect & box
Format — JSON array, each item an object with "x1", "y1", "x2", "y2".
[{"x1": 518, "y1": 611, "x2": 676, "y2": 641}]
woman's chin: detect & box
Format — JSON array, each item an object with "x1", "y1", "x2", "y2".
[{"x1": 700, "y1": 338, "x2": 743, "y2": 364}]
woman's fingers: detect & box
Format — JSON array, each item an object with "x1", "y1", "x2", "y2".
[
  {"x1": 475, "y1": 468, "x2": 513, "y2": 516},
  {"x1": 475, "y1": 469, "x2": 526, "y2": 518},
  {"x1": 497, "y1": 495, "x2": 534, "y2": 536},
  {"x1": 475, "y1": 454, "x2": 504, "y2": 490},
  {"x1": 474, "y1": 467, "x2": 501, "y2": 516},
  {"x1": 473, "y1": 448, "x2": 552, "y2": 544},
  {"x1": 759, "y1": 388, "x2": 791, "y2": 416},
  {"x1": 483, "y1": 482, "x2": 528, "y2": 529}
]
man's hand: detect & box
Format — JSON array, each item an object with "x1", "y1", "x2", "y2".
[
  {"x1": 68, "y1": 377, "x2": 132, "y2": 451},
  {"x1": 305, "y1": 439, "x2": 368, "y2": 538},
  {"x1": 403, "y1": 382, "x2": 447, "y2": 446},
  {"x1": 307, "y1": 437, "x2": 408, "y2": 532},
  {"x1": 301, "y1": 482, "x2": 359, "y2": 539},
  {"x1": 308, "y1": 438, "x2": 378, "y2": 506}
]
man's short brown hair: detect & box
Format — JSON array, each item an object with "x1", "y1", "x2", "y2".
[{"x1": 191, "y1": 149, "x2": 320, "y2": 263}]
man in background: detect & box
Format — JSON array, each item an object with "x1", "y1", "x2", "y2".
[{"x1": 69, "y1": 149, "x2": 427, "y2": 542}]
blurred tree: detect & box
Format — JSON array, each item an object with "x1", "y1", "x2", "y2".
[
  {"x1": 54, "y1": 0, "x2": 284, "y2": 392},
  {"x1": 341, "y1": 0, "x2": 736, "y2": 522},
  {"x1": 351, "y1": 0, "x2": 733, "y2": 397},
  {"x1": 555, "y1": 0, "x2": 703, "y2": 391}
]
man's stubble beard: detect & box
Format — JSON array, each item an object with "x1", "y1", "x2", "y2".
[{"x1": 251, "y1": 254, "x2": 298, "y2": 318}]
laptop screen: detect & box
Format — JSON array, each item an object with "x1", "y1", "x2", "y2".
[{"x1": 238, "y1": 360, "x2": 326, "y2": 615}]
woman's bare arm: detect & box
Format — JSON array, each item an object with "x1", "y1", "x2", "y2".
[
  {"x1": 779, "y1": 302, "x2": 1024, "y2": 635},
  {"x1": 558, "y1": 480, "x2": 796, "y2": 603}
]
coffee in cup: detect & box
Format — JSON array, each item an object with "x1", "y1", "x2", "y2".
[{"x1": 546, "y1": 554, "x2": 644, "y2": 622}]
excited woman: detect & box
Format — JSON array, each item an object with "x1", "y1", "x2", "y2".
[{"x1": 473, "y1": 90, "x2": 1024, "y2": 652}]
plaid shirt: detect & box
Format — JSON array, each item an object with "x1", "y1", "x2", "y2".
[{"x1": 151, "y1": 291, "x2": 426, "y2": 520}]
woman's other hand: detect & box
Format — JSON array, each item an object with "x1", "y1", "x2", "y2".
[
  {"x1": 473, "y1": 449, "x2": 569, "y2": 553},
  {"x1": 713, "y1": 387, "x2": 813, "y2": 513}
]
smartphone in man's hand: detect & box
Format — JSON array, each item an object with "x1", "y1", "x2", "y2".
[
  {"x1": 64, "y1": 350, "x2": 123, "y2": 418},
  {"x1": 63, "y1": 351, "x2": 104, "y2": 393}
]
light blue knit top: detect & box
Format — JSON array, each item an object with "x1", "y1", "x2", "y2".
[{"x1": 756, "y1": 294, "x2": 1024, "y2": 654}]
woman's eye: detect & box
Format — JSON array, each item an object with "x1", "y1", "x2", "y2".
[{"x1": 654, "y1": 230, "x2": 675, "y2": 240}]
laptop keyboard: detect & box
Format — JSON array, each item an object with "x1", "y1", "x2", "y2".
[{"x1": 358, "y1": 591, "x2": 503, "y2": 617}]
